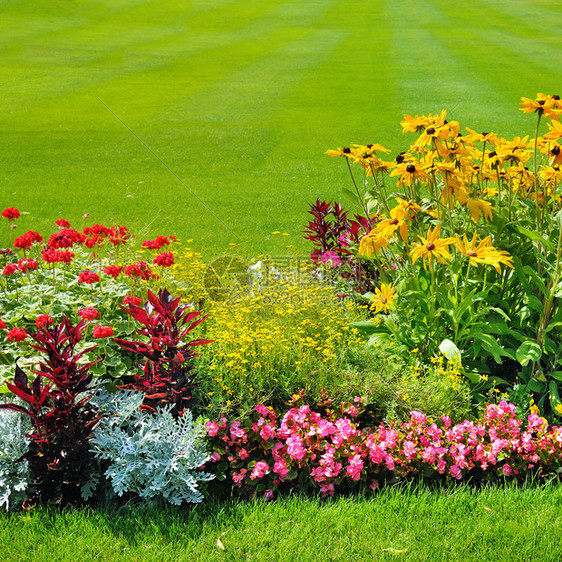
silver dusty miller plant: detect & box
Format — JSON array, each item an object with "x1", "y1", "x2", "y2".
[
  {"x1": 89, "y1": 390, "x2": 213, "y2": 505},
  {"x1": 0, "y1": 408, "x2": 30, "y2": 511}
]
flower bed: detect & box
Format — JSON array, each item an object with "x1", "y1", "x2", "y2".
[{"x1": 1, "y1": 93, "x2": 562, "y2": 510}]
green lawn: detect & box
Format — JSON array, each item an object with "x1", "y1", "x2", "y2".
[
  {"x1": 1, "y1": 0, "x2": 561, "y2": 255},
  {"x1": 2, "y1": 485, "x2": 562, "y2": 560}
]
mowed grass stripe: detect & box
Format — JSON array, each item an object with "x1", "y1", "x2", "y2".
[{"x1": 1, "y1": 1, "x2": 561, "y2": 253}]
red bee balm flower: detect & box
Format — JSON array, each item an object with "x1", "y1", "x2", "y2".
[
  {"x1": 153, "y1": 252, "x2": 174, "y2": 267},
  {"x1": 2, "y1": 207, "x2": 20, "y2": 220},
  {"x1": 77, "y1": 270, "x2": 100, "y2": 284},
  {"x1": 92, "y1": 325, "x2": 114, "y2": 338},
  {"x1": 103, "y1": 265, "x2": 122, "y2": 278},
  {"x1": 6, "y1": 327, "x2": 27, "y2": 342},
  {"x1": 36, "y1": 314, "x2": 54, "y2": 328},
  {"x1": 78, "y1": 307, "x2": 99, "y2": 320}
]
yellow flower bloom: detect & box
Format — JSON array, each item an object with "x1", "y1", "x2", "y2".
[
  {"x1": 325, "y1": 147, "x2": 353, "y2": 157},
  {"x1": 466, "y1": 199, "x2": 494, "y2": 223},
  {"x1": 455, "y1": 233, "x2": 514, "y2": 274},
  {"x1": 358, "y1": 230, "x2": 390, "y2": 258},
  {"x1": 389, "y1": 160, "x2": 430, "y2": 187},
  {"x1": 410, "y1": 225, "x2": 456, "y2": 270},
  {"x1": 545, "y1": 119, "x2": 562, "y2": 142},
  {"x1": 370, "y1": 283, "x2": 397, "y2": 314},
  {"x1": 401, "y1": 114, "x2": 428, "y2": 134},
  {"x1": 520, "y1": 93, "x2": 562, "y2": 119}
]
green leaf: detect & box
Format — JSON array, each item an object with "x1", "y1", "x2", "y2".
[
  {"x1": 516, "y1": 226, "x2": 554, "y2": 252},
  {"x1": 521, "y1": 266, "x2": 547, "y2": 297},
  {"x1": 473, "y1": 333, "x2": 515, "y2": 363},
  {"x1": 516, "y1": 341, "x2": 542, "y2": 367},
  {"x1": 527, "y1": 379, "x2": 546, "y2": 393}
]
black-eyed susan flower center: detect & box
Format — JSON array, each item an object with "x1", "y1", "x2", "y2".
[
  {"x1": 426, "y1": 242, "x2": 435, "y2": 251},
  {"x1": 538, "y1": 100, "x2": 546, "y2": 106},
  {"x1": 426, "y1": 127, "x2": 436, "y2": 135},
  {"x1": 552, "y1": 146, "x2": 561, "y2": 155},
  {"x1": 396, "y1": 153, "x2": 405, "y2": 164},
  {"x1": 553, "y1": 95, "x2": 560, "y2": 100},
  {"x1": 488, "y1": 151, "x2": 497, "y2": 158},
  {"x1": 367, "y1": 144, "x2": 373, "y2": 148},
  {"x1": 406, "y1": 164, "x2": 416, "y2": 173},
  {"x1": 343, "y1": 147, "x2": 351, "y2": 154},
  {"x1": 381, "y1": 298, "x2": 387, "y2": 304},
  {"x1": 389, "y1": 218, "x2": 399, "y2": 225},
  {"x1": 467, "y1": 250, "x2": 478, "y2": 257}
]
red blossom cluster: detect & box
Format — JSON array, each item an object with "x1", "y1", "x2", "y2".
[
  {"x1": 142, "y1": 236, "x2": 170, "y2": 250},
  {"x1": 207, "y1": 400, "x2": 562, "y2": 500},
  {"x1": 18, "y1": 258, "x2": 38, "y2": 273},
  {"x1": 6, "y1": 327, "x2": 27, "y2": 342},
  {"x1": 47, "y1": 228, "x2": 85, "y2": 249},
  {"x1": 77, "y1": 270, "x2": 100, "y2": 284},
  {"x1": 14, "y1": 231, "x2": 43, "y2": 249},
  {"x1": 124, "y1": 261, "x2": 157, "y2": 280},
  {"x1": 92, "y1": 325, "x2": 114, "y2": 338},
  {"x1": 123, "y1": 295, "x2": 143, "y2": 307},
  {"x1": 83, "y1": 224, "x2": 130, "y2": 248},
  {"x1": 153, "y1": 252, "x2": 174, "y2": 267},
  {"x1": 2, "y1": 207, "x2": 20, "y2": 220},
  {"x1": 35, "y1": 315, "x2": 53, "y2": 329},
  {"x1": 78, "y1": 307, "x2": 99, "y2": 321},
  {"x1": 103, "y1": 265, "x2": 122, "y2": 278},
  {"x1": 41, "y1": 248, "x2": 75, "y2": 264},
  {"x1": 55, "y1": 219, "x2": 71, "y2": 228}
]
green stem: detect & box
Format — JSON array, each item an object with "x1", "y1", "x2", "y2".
[{"x1": 346, "y1": 158, "x2": 371, "y2": 220}]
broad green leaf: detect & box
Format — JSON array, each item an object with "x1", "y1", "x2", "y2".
[
  {"x1": 516, "y1": 341, "x2": 542, "y2": 366},
  {"x1": 473, "y1": 333, "x2": 515, "y2": 363}
]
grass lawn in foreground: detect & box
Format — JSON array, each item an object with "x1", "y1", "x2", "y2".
[
  {"x1": 1, "y1": 0, "x2": 561, "y2": 255},
  {"x1": 1, "y1": 484, "x2": 561, "y2": 561}
]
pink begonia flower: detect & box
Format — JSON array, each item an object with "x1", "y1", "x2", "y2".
[
  {"x1": 263, "y1": 489, "x2": 275, "y2": 501},
  {"x1": 232, "y1": 471, "x2": 245, "y2": 486},
  {"x1": 260, "y1": 424, "x2": 276, "y2": 441},
  {"x1": 320, "y1": 483, "x2": 335, "y2": 497},
  {"x1": 238, "y1": 448, "x2": 249, "y2": 460},
  {"x1": 345, "y1": 455, "x2": 363, "y2": 481},
  {"x1": 286, "y1": 434, "x2": 306, "y2": 461},
  {"x1": 502, "y1": 464, "x2": 513, "y2": 477},
  {"x1": 209, "y1": 451, "x2": 221, "y2": 462},
  {"x1": 321, "y1": 250, "x2": 341, "y2": 267},
  {"x1": 450, "y1": 464, "x2": 462, "y2": 479},
  {"x1": 250, "y1": 461, "x2": 269, "y2": 480},
  {"x1": 206, "y1": 421, "x2": 220, "y2": 437},
  {"x1": 273, "y1": 459, "x2": 289, "y2": 478}
]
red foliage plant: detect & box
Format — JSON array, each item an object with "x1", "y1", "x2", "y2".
[
  {"x1": 113, "y1": 289, "x2": 213, "y2": 418},
  {"x1": 0, "y1": 317, "x2": 102, "y2": 506}
]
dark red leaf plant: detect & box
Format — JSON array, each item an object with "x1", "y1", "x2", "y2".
[
  {"x1": 0, "y1": 317, "x2": 102, "y2": 506},
  {"x1": 113, "y1": 289, "x2": 213, "y2": 418}
]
